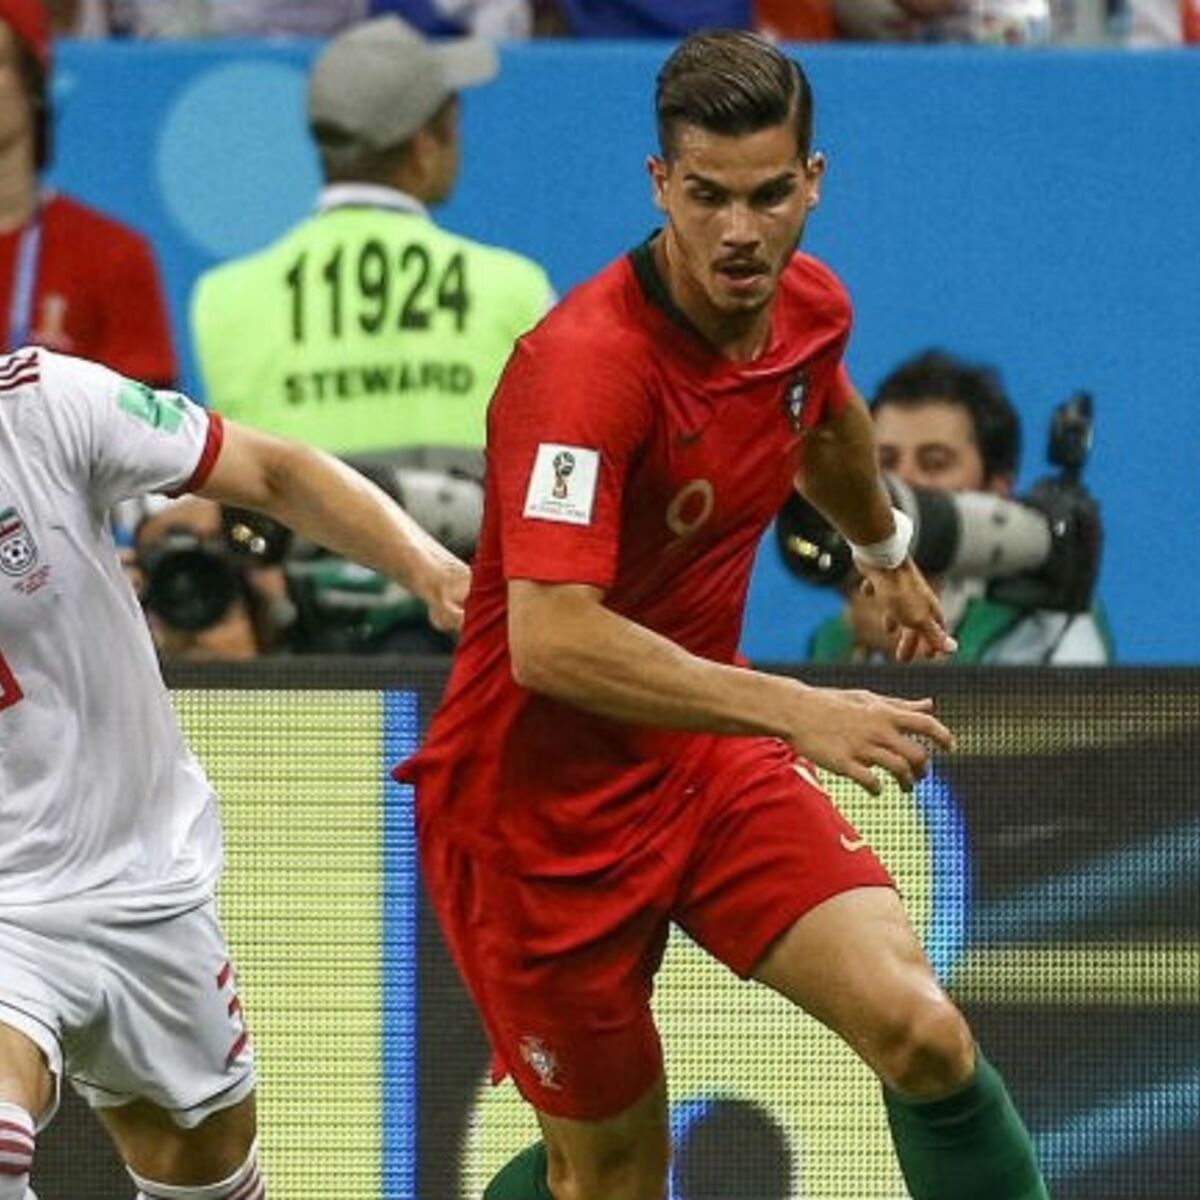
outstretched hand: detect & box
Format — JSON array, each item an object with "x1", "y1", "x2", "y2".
[
  {"x1": 785, "y1": 684, "x2": 955, "y2": 795},
  {"x1": 857, "y1": 558, "x2": 957, "y2": 663}
]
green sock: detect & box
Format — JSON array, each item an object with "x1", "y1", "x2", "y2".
[
  {"x1": 484, "y1": 1142, "x2": 554, "y2": 1200},
  {"x1": 883, "y1": 1050, "x2": 1050, "y2": 1200}
]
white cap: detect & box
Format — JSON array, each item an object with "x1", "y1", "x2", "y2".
[{"x1": 307, "y1": 16, "x2": 497, "y2": 160}]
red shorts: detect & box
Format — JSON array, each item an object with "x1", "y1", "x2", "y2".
[{"x1": 419, "y1": 735, "x2": 893, "y2": 1121}]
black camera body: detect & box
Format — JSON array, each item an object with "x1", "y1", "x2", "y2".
[
  {"x1": 777, "y1": 392, "x2": 1102, "y2": 614},
  {"x1": 139, "y1": 508, "x2": 293, "y2": 634},
  {"x1": 138, "y1": 503, "x2": 448, "y2": 653}
]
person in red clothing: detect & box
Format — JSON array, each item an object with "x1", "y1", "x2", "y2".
[
  {"x1": 399, "y1": 30, "x2": 1050, "y2": 1200},
  {"x1": 0, "y1": 0, "x2": 176, "y2": 386}
]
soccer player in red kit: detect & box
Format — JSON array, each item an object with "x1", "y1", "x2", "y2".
[{"x1": 398, "y1": 30, "x2": 1050, "y2": 1200}]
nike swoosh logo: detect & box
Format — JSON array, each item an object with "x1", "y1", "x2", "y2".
[{"x1": 840, "y1": 833, "x2": 869, "y2": 853}]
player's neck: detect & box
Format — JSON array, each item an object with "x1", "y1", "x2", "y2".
[
  {"x1": 0, "y1": 146, "x2": 38, "y2": 234},
  {"x1": 654, "y1": 232, "x2": 772, "y2": 363}
]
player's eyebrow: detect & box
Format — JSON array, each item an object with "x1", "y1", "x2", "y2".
[{"x1": 682, "y1": 170, "x2": 799, "y2": 197}]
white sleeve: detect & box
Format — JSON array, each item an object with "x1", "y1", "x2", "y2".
[{"x1": 38, "y1": 350, "x2": 221, "y2": 511}]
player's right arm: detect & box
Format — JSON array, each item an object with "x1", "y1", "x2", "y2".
[{"x1": 508, "y1": 578, "x2": 950, "y2": 794}]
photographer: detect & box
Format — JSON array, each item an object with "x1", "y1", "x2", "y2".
[
  {"x1": 132, "y1": 463, "x2": 481, "y2": 659},
  {"x1": 132, "y1": 496, "x2": 292, "y2": 660},
  {"x1": 800, "y1": 349, "x2": 1112, "y2": 664}
]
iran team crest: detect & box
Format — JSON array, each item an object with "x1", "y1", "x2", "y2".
[
  {"x1": 0, "y1": 506, "x2": 38, "y2": 577},
  {"x1": 783, "y1": 369, "x2": 810, "y2": 434}
]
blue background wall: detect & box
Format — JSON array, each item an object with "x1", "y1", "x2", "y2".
[{"x1": 48, "y1": 42, "x2": 1200, "y2": 662}]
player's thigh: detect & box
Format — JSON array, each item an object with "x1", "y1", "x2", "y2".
[
  {"x1": 674, "y1": 738, "x2": 894, "y2": 980},
  {"x1": 95, "y1": 1090, "x2": 257, "y2": 1185},
  {"x1": 0, "y1": 914, "x2": 89, "y2": 1127},
  {"x1": 70, "y1": 902, "x2": 255, "y2": 1134},
  {"x1": 752, "y1": 886, "x2": 963, "y2": 1073},
  {"x1": 537, "y1": 1074, "x2": 670, "y2": 1200},
  {"x1": 422, "y1": 830, "x2": 673, "y2": 1122},
  {"x1": 0, "y1": 1022, "x2": 53, "y2": 1118}
]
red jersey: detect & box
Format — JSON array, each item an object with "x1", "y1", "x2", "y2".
[
  {"x1": 398, "y1": 240, "x2": 853, "y2": 874},
  {"x1": 0, "y1": 193, "x2": 176, "y2": 386}
]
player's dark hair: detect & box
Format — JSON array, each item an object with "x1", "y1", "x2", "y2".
[
  {"x1": 870, "y1": 348, "x2": 1022, "y2": 483},
  {"x1": 655, "y1": 30, "x2": 813, "y2": 162}
]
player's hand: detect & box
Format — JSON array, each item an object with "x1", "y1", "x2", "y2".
[
  {"x1": 857, "y1": 558, "x2": 957, "y2": 663},
  {"x1": 422, "y1": 556, "x2": 471, "y2": 634},
  {"x1": 784, "y1": 685, "x2": 955, "y2": 794}
]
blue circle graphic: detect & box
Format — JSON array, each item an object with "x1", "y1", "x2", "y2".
[{"x1": 155, "y1": 60, "x2": 319, "y2": 259}]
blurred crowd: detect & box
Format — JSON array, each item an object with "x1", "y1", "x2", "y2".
[{"x1": 39, "y1": 0, "x2": 1200, "y2": 45}]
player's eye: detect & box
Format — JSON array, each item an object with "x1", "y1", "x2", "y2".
[{"x1": 752, "y1": 181, "x2": 797, "y2": 207}]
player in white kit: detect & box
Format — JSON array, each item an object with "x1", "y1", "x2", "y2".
[{"x1": 0, "y1": 347, "x2": 467, "y2": 1199}]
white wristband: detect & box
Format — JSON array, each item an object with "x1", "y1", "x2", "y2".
[{"x1": 850, "y1": 508, "x2": 914, "y2": 571}]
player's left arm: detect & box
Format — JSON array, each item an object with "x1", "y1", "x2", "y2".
[
  {"x1": 197, "y1": 420, "x2": 469, "y2": 633},
  {"x1": 796, "y1": 386, "x2": 954, "y2": 662}
]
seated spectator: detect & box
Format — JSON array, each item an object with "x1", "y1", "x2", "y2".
[
  {"x1": 832, "y1": 0, "x2": 1060, "y2": 43},
  {"x1": 807, "y1": 349, "x2": 1112, "y2": 665},
  {"x1": 544, "y1": 0, "x2": 751, "y2": 37},
  {"x1": 832, "y1": 0, "x2": 958, "y2": 41},
  {"x1": 0, "y1": 0, "x2": 176, "y2": 384},
  {"x1": 105, "y1": 0, "x2": 366, "y2": 37},
  {"x1": 756, "y1": 0, "x2": 835, "y2": 40},
  {"x1": 369, "y1": 0, "x2": 535, "y2": 38},
  {"x1": 1129, "y1": 0, "x2": 1200, "y2": 43},
  {"x1": 44, "y1": 0, "x2": 109, "y2": 36}
]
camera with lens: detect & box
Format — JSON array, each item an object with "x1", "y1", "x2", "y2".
[
  {"x1": 139, "y1": 458, "x2": 482, "y2": 653},
  {"x1": 776, "y1": 392, "x2": 1102, "y2": 613},
  {"x1": 138, "y1": 507, "x2": 292, "y2": 634},
  {"x1": 278, "y1": 460, "x2": 481, "y2": 654}
]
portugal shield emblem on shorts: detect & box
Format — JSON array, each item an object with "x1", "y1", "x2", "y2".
[
  {"x1": 783, "y1": 369, "x2": 809, "y2": 434},
  {"x1": 519, "y1": 1035, "x2": 563, "y2": 1091},
  {"x1": 0, "y1": 506, "x2": 38, "y2": 577}
]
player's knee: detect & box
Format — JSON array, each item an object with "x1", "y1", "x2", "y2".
[
  {"x1": 873, "y1": 991, "x2": 975, "y2": 1099},
  {"x1": 128, "y1": 1137, "x2": 265, "y2": 1199},
  {"x1": 0, "y1": 1102, "x2": 35, "y2": 1199},
  {"x1": 547, "y1": 1134, "x2": 668, "y2": 1200}
]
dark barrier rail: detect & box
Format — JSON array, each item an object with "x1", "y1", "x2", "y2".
[{"x1": 34, "y1": 662, "x2": 1200, "y2": 1199}]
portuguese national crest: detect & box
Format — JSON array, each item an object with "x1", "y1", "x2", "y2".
[{"x1": 783, "y1": 369, "x2": 809, "y2": 434}]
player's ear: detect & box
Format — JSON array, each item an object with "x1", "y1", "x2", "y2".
[
  {"x1": 647, "y1": 155, "x2": 669, "y2": 213},
  {"x1": 804, "y1": 151, "x2": 826, "y2": 210}
]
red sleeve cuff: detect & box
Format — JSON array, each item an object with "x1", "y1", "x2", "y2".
[{"x1": 172, "y1": 411, "x2": 225, "y2": 496}]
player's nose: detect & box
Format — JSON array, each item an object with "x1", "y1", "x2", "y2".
[{"x1": 720, "y1": 202, "x2": 760, "y2": 249}]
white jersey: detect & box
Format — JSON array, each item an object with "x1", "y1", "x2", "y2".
[{"x1": 0, "y1": 348, "x2": 224, "y2": 911}]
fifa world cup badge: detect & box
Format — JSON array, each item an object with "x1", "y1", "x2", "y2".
[
  {"x1": 783, "y1": 370, "x2": 809, "y2": 434},
  {"x1": 0, "y1": 506, "x2": 39, "y2": 576},
  {"x1": 551, "y1": 450, "x2": 576, "y2": 499}
]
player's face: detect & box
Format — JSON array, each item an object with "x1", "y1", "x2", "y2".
[
  {"x1": 0, "y1": 26, "x2": 34, "y2": 156},
  {"x1": 649, "y1": 120, "x2": 822, "y2": 319},
  {"x1": 874, "y1": 400, "x2": 1009, "y2": 495}
]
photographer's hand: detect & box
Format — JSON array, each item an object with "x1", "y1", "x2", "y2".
[{"x1": 858, "y1": 559, "x2": 957, "y2": 663}]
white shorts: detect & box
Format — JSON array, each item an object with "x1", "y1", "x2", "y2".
[{"x1": 0, "y1": 898, "x2": 255, "y2": 1130}]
